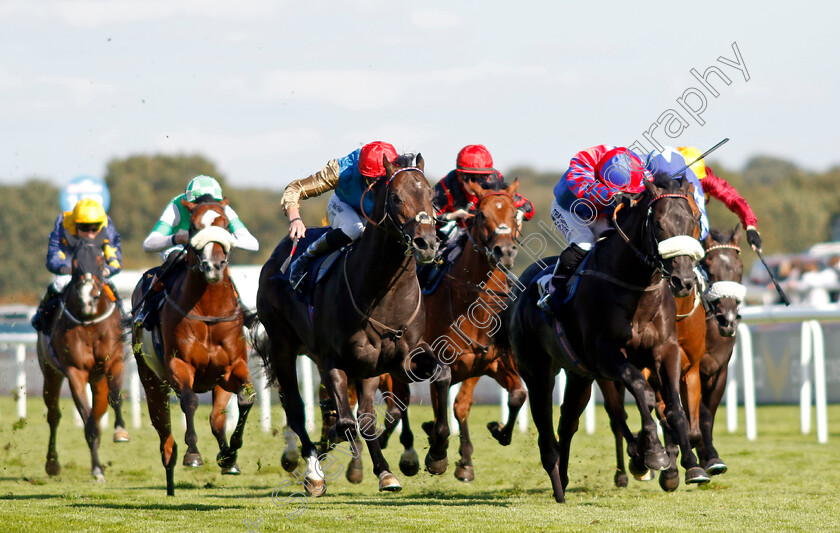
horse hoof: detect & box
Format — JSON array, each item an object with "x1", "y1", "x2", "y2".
[
  {"x1": 455, "y1": 462, "x2": 475, "y2": 483},
  {"x1": 628, "y1": 455, "x2": 649, "y2": 477},
  {"x1": 487, "y1": 421, "x2": 512, "y2": 446},
  {"x1": 614, "y1": 470, "x2": 628, "y2": 488},
  {"x1": 45, "y1": 460, "x2": 61, "y2": 477},
  {"x1": 346, "y1": 463, "x2": 364, "y2": 484},
  {"x1": 424, "y1": 453, "x2": 448, "y2": 475},
  {"x1": 659, "y1": 469, "x2": 680, "y2": 492},
  {"x1": 378, "y1": 471, "x2": 402, "y2": 492},
  {"x1": 183, "y1": 452, "x2": 204, "y2": 468},
  {"x1": 113, "y1": 427, "x2": 130, "y2": 443},
  {"x1": 216, "y1": 450, "x2": 237, "y2": 469},
  {"x1": 633, "y1": 469, "x2": 654, "y2": 482},
  {"x1": 644, "y1": 450, "x2": 670, "y2": 472},
  {"x1": 281, "y1": 450, "x2": 300, "y2": 472},
  {"x1": 93, "y1": 467, "x2": 105, "y2": 483},
  {"x1": 685, "y1": 466, "x2": 711, "y2": 485},
  {"x1": 399, "y1": 448, "x2": 420, "y2": 477},
  {"x1": 221, "y1": 463, "x2": 241, "y2": 475},
  {"x1": 303, "y1": 478, "x2": 326, "y2": 497},
  {"x1": 705, "y1": 458, "x2": 728, "y2": 476}
]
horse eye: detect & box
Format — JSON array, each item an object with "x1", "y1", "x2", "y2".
[{"x1": 390, "y1": 194, "x2": 402, "y2": 205}]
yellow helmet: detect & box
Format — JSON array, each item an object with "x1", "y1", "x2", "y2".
[
  {"x1": 676, "y1": 146, "x2": 707, "y2": 179},
  {"x1": 71, "y1": 198, "x2": 107, "y2": 230}
]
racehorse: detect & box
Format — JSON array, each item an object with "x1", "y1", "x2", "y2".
[
  {"x1": 413, "y1": 179, "x2": 525, "y2": 482},
  {"x1": 504, "y1": 174, "x2": 709, "y2": 503},
  {"x1": 131, "y1": 197, "x2": 254, "y2": 496},
  {"x1": 257, "y1": 153, "x2": 450, "y2": 496},
  {"x1": 697, "y1": 225, "x2": 745, "y2": 474},
  {"x1": 36, "y1": 235, "x2": 129, "y2": 482}
]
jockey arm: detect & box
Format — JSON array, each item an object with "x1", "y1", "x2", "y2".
[
  {"x1": 281, "y1": 159, "x2": 341, "y2": 215},
  {"x1": 101, "y1": 216, "x2": 123, "y2": 277},
  {"x1": 702, "y1": 166, "x2": 758, "y2": 228},
  {"x1": 46, "y1": 215, "x2": 72, "y2": 275}
]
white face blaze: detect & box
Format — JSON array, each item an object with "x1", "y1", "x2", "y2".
[{"x1": 79, "y1": 274, "x2": 98, "y2": 316}]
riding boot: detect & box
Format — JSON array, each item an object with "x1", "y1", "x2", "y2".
[
  {"x1": 536, "y1": 243, "x2": 589, "y2": 315},
  {"x1": 289, "y1": 229, "x2": 352, "y2": 291},
  {"x1": 31, "y1": 285, "x2": 62, "y2": 333}
]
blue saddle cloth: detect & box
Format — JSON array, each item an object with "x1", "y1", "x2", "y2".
[{"x1": 270, "y1": 227, "x2": 343, "y2": 303}]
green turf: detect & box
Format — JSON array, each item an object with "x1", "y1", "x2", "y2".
[{"x1": 0, "y1": 396, "x2": 838, "y2": 532}]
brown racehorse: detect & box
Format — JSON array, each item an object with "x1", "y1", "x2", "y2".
[
  {"x1": 257, "y1": 154, "x2": 450, "y2": 496},
  {"x1": 412, "y1": 180, "x2": 525, "y2": 482},
  {"x1": 131, "y1": 197, "x2": 254, "y2": 496},
  {"x1": 37, "y1": 236, "x2": 129, "y2": 482},
  {"x1": 697, "y1": 225, "x2": 745, "y2": 475},
  {"x1": 503, "y1": 174, "x2": 709, "y2": 503}
]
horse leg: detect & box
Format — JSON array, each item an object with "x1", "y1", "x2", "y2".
[
  {"x1": 698, "y1": 365, "x2": 728, "y2": 474},
  {"x1": 169, "y1": 359, "x2": 202, "y2": 467},
  {"x1": 520, "y1": 361, "x2": 564, "y2": 503},
  {"x1": 344, "y1": 385, "x2": 364, "y2": 484},
  {"x1": 391, "y1": 380, "x2": 419, "y2": 477},
  {"x1": 453, "y1": 376, "x2": 478, "y2": 482},
  {"x1": 135, "y1": 355, "x2": 177, "y2": 496},
  {"x1": 106, "y1": 356, "x2": 130, "y2": 443},
  {"x1": 41, "y1": 363, "x2": 64, "y2": 476},
  {"x1": 598, "y1": 379, "x2": 638, "y2": 488},
  {"x1": 486, "y1": 361, "x2": 528, "y2": 446},
  {"x1": 65, "y1": 367, "x2": 102, "y2": 482},
  {"x1": 87, "y1": 376, "x2": 110, "y2": 482},
  {"x1": 556, "y1": 374, "x2": 594, "y2": 498},
  {"x1": 652, "y1": 342, "x2": 709, "y2": 486},
  {"x1": 216, "y1": 359, "x2": 254, "y2": 474},
  {"x1": 356, "y1": 377, "x2": 401, "y2": 492},
  {"x1": 376, "y1": 376, "x2": 401, "y2": 450}
]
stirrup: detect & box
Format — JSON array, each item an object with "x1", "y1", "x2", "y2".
[
  {"x1": 537, "y1": 292, "x2": 553, "y2": 315},
  {"x1": 290, "y1": 271, "x2": 307, "y2": 292}
]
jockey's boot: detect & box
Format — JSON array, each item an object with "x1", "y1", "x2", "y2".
[
  {"x1": 289, "y1": 229, "x2": 352, "y2": 291},
  {"x1": 31, "y1": 285, "x2": 62, "y2": 333},
  {"x1": 536, "y1": 243, "x2": 589, "y2": 315}
]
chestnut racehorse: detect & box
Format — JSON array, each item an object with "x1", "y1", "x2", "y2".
[
  {"x1": 257, "y1": 154, "x2": 450, "y2": 496},
  {"x1": 37, "y1": 235, "x2": 129, "y2": 482},
  {"x1": 131, "y1": 197, "x2": 254, "y2": 496}
]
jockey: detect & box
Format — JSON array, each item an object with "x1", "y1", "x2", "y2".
[
  {"x1": 433, "y1": 144, "x2": 535, "y2": 237},
  {"x1": 31, "y1": 198, "x2": 122, "y2": 333},
  {"x1": 676, "y1": 146, "x2": 762, "y2": 252},
  {"x1": 550, "y1": 145, "x2": 651, "y2": 275},
  {"x1": 133, "y1": 175, "x2": 259, "y2": 327},
  {"x1": 283, "y1": 141, "x2": 399, "y2": 289}
]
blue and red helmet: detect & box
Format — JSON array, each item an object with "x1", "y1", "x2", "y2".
[
  {"x1": 595, "y1": 147, "x2": 649, "y2": 193},
  {"x1": 358, "y1": 141, "x2": 398, "y2": 178}
]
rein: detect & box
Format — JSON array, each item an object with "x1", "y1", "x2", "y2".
[
  {"x1": 162, "y1": 288, "x2": 242, "y2": 323},
  {"x1": 342, "y1": 253, "x2": 422, "y2": 338},
  {"x1": 59, "y1": 299, "x2": 117, "y2": 327}
]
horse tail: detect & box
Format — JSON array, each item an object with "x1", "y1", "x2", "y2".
[{"x1": 248, "y1": 319, "x2": 277, "y2": 386}]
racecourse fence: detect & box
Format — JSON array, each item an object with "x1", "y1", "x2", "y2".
[{"x1": 2, "y1": 268, "x2": 837, "y2": 444}]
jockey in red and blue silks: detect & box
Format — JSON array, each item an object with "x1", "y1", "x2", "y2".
[
  {"x1": 550, "y1": 145, "x2": 651, "y2": 272},
  {"x1": 282, "y1": 141, "x2": 400, "y2": 288}
]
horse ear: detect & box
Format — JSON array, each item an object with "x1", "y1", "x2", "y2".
[
  {"x1": 643, "y1": 177, "x2": 658, "y2": 195},
  {"x1": 220, "y1": 197, "x2": 230, "y2": 207},
  {"x1": 383, "y1": 155, "x2": 395, "y2": 177},
  {"x1": 684, "y1": 180, "x2": 696, "y2": 195},
  {"x1": 65, "y1": 231, "x2": 79, "y2": 250},
  {"x1": 702, "y1": 232, "x2": 714, "y2": 249},
  {"x1": 93, "y1": 229, "x2": 107, "y2": 247},
  {"x1": 415, "y1": 153, "x2": 424, "y2": 171},
  {"x1": 181, "y1": 197, "x2": 196, "y2": 211},
  {"x1": 507, "y1": 178, "x2": 520, "y2": 196},
  {"x1": 466, "y1": 179, "x2": 484, "y2": 199},
  {"x1": 732, "y1": 223, "x2": 742, "y2": 245}
]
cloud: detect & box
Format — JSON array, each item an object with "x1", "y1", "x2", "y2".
[
  {"x1": 38, "y1": 75, "x2": 114, "y2": 105},
  {"x1": 1, "y1": 0, "x2": 278, "y2": 27},
  {"x1": 411, "y1": 8, "x2": 459, "y2": 29}
]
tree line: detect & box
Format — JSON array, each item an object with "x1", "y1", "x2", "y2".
[{"x1": 2, "y1": 153, "x2": 838, "y2": 304}]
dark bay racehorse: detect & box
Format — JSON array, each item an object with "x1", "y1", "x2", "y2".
[
  {"x1": 504, "y1": 175, "x2": 709, "y2": 503},
  {"x1": 131, "y1": 197, "x2": 254, "y2": 496},
  {"x1": 37, "y1": 236, "x2": 129, "y2": 482},
  {"x1": 697, "y1": 225, "x2": 745, "y2": 475},
  {"x1": 257, "y1": 154, "x2": 450, "y2": 495}
]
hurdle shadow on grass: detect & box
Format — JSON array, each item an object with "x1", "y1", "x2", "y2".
[
  {"x1": 69, "y1": 502, "x2": 244, "y2": 511},
  {"x1": 0, "y1": 494, "x2": 64, "y2": 501}
]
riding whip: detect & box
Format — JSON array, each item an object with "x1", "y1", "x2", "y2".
[
  {"x1": 669, "y1": 138, "x2": 730, "y2": 178},
  {"x1": 755, "y1": 247, "x2": 791, "y2": 306},
  {"x1": 280, "y1": 237, "x2": 299, "y2": 274}
]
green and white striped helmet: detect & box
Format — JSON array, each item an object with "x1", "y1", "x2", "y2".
[{"x1": 185, "y1": 175, "x2": 223, "y2": 202}]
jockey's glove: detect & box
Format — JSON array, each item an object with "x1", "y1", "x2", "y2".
[
  {"x1": 746, "y1": 225, "x2": 762, "y2": 251},
  {"x1": 444, "y1": 209, "x2": 472, "y2": 221}
]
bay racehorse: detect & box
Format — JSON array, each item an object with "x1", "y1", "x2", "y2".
[
  {"x1": 37, "y1": 235, "x2": 129, "y2": 482},
  {"x1": 503, "y1": 174, "x2": 709, "y2": 503},
  {"x1": 257, "y1": 153, "x2": 451, "y2": 495},
  {"x1": 131, "y1": 196, "x2": 254, "y2": 496},
  {"x1": 697, "y1": 225, "x2": 745, "y2": 474}
]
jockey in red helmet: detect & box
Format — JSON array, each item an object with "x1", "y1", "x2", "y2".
[{"x1": 283, "y1": 141, "x2": 400, "y2": 289}]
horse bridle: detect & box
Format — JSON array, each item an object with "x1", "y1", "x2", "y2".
[
  {"x1": 187, "y1": 206, "x2": 233, "y2": 273},
  {"x1": 702, "y1": 243, "x2": 746, "y2": 311},
  {"x1": 612, "y1": 192, "x2": 705, "y2": 278},
  {"x1": 360, "y1": 167, "x2": 436, "y2": 256},
  {"x1": 59, "y1": 245, "x2": 117, "y2": 327},
  {"x1": 465, "y1": 191, "x2": 518, "y2": 261}
]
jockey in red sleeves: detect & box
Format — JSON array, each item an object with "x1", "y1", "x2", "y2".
[
  {"x1": 433, "y1": 144, "x2": 534, "y2": 231},
  {"x1": 677, "y1": 146, "x2": 762, "y2": 251}
]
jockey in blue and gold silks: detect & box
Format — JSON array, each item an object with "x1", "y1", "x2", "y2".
[
  {"x1": 31, "y1": 198, "x2": 123, "y2": 333},
  {"x1": 282, "y1": 141, "x2": 399, "y2": 289}
]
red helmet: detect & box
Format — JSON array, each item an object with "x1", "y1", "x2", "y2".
[
  {"x1": 456, "y1": 144, "x2": 494, "y2": 174},
  {"x1": 595, "y1": 147, "x2": 648, "y2": 193},
  {"x1": 358, "y1": 141, "x2": 398, "y2": 178}
]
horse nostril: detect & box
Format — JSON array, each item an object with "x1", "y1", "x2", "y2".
[
  {"x1": 413, "y1": 237, "x2": 429, "y2": 250},
  {"x1": 493, "y1": 245, "x2": 503, "y2": 257}
]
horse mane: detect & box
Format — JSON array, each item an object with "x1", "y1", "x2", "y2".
[
  {"x1": 393, "y1": 153, "x2": 418, "y2": 168},
  {"x1": 709, "y1": 227, "x2": 734, "y2": 244},
  {"x1": 192, "y1": 194, "x2": 221, "y2": 205},
  {"x1": 651, "y1": 170, "x2": 683, "y2": 192}
]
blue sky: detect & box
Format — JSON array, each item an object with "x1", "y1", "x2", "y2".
[{"x1": 1, "y1": 0, "x2": 836, "y2": 189}]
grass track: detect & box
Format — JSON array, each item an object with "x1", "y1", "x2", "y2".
[{"x1": 0, "y1": 397, "x2": 838, "y2": 532}]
